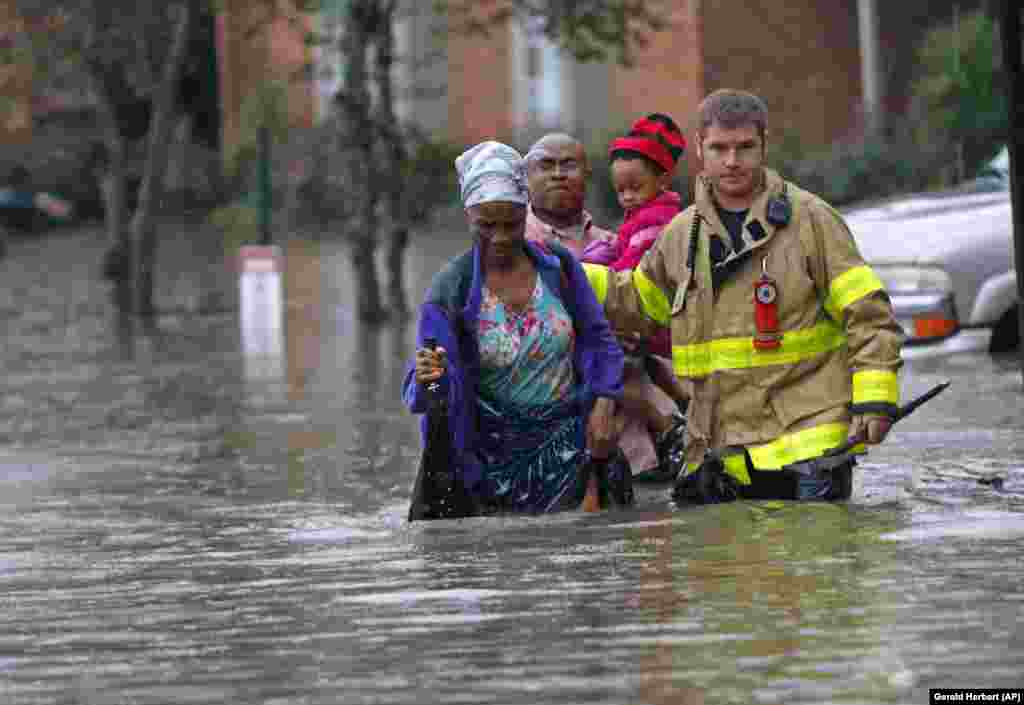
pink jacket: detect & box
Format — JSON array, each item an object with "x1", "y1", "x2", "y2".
[
  {"x1": 609, "y1": 190, "x2": 683, "y2": 272},
  {"x1": 609, "y1": 191, "x2": 683, "y2": 356}
]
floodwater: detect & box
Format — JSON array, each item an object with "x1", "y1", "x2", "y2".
[{"x1": 2, "y1": 228, "x2": 1023, "y2": 705}]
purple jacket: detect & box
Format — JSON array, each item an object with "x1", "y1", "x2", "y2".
[{"x1": 402, "y1": 240, "x2": 624, "y2": 493}]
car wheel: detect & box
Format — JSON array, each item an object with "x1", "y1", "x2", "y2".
[{"x1": 989, "y1": 305, "x2": 1020, "y2": 354}]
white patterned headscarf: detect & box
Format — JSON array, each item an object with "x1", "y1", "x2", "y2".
[{"x1": 454, "y1": 141, "x2": 529, "y2": 209}]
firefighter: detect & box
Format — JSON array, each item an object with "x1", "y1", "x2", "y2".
[{"x1": 583, "y1": 89, "x2": 905, "y2": 504}]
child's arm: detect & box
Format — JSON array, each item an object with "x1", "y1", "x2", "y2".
[
  {"x1": 609, "y1": 224, "x2": 664, "y2": 272},
  {"x1": 581, "y1": 236, "x2": 619, "y2": 265},
  {"x1": 644, "y1": 354, "x2": 690, "y2": 412}
]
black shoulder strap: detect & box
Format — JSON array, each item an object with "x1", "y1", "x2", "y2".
[{"x1": 685, "y1": 213, "x2": 702, "y2": 282}]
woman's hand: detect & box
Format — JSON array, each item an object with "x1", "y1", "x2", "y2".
[
  {"x1": 415, "y1": 346, "x2": 447, "y2": 384},
  {"x1": 586, "y1": 396, "x2": 621, "y2": 460}
]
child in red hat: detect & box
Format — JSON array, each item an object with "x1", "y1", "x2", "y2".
[
  {"x1": 602, "y1": 113, "x2": 690, "y2": 482},
  {"x1": 607, "y1": 112, "x2": 686, "y2": 270}
]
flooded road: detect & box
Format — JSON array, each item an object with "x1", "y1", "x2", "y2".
[{"x1": 2, "y1": 229, "x2": 1023, "y2": 704}]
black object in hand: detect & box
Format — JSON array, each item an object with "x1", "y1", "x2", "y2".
[{"x1": 408, "y1": 336, "x2": 476, "y2": 521}]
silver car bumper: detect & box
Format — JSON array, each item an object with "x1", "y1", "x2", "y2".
[{"x1": 900, "y1": 328, "x2": 992, "y2": 359}]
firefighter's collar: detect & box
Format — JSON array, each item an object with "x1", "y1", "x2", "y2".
[{"x1": 696, "y1": 169, "x2": 789, "y2": 255}]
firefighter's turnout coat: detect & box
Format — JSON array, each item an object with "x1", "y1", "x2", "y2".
[{"x1": 584, "y1": 168, "x2": 904, "y2": 485}]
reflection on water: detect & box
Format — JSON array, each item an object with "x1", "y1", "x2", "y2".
[
  {"x1": 1, "y1": 230, "x2": 1024, "y2": 704},
  {"x1": 627, "y1": 504, "x2": 904, "y2": 704}
]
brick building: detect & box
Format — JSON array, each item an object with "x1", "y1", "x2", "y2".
[
  {"x1": 413, "y1": 0, "x2": 985, "y2": 165},
  {"x1": 216, "y1": 0, "x2": 316, "y2": 159},
  {"x1": 211, "y1": 0, "x2": 991, "y2": 173},
  {"x1": 440, "y1": 2, "x2": 862, "y2": 164},
  {"x1": 387, "y1": 2, "x2": 862, "y2": 185},
  {"x1": 0, "y1": 1, "x2": 985, "y2": 174},
  {"x1": 0, "y1": 0, "x2": 34, "y2": 146}
]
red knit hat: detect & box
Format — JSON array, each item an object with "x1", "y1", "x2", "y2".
[{"x1": 609, "y1": 113, "x2": 686, "y2": 173}]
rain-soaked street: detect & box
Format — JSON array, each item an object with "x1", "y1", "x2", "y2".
[{"x1": 2, "y1": 226, "x2": 1023, "y2": 705}]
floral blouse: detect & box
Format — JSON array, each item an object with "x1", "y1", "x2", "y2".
[{"x1": 477, "y1": 275, "x2": 576, "y2": 406}]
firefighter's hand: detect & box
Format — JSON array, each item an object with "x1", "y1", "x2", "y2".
[
  {"x1": 848, "y1": 413, "x2": 893, "y2": 446},
  {"x1": 586, "y1": 397, "x2": 621, "y2": 459},
  {"x1": 415, "y1": 346, "x2": 447, "y2": 383}
]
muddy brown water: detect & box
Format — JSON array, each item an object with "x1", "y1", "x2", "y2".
[{"x1": 1, "y1": 228, "x2": 1023, "y2": 704}]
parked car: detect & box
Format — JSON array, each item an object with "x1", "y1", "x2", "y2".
[
  {"x1": 0, "y1": 187, "x2": 74, "y2": 233},
  {"x1": 0, "y1": 165, "x2": 76, "y2": 258},
  {"x1": 845, "y1": 148, "x2": 1017, "y2": 357}
]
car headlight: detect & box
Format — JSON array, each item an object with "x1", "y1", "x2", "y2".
[
  {"x1": 870, "y1": 266, "x2": 958, "y2": 343},
  {"x1": 871, "y1": 265, "x2": 952, "y2": 294}
]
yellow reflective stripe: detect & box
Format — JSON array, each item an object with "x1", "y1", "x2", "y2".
[
  {"x1": 852, "y1": 369, "x2": 899, "y2": 406},
  {"x1": 582, "y1": 263, "x2": 608, "y2": 305},
  {"x1": 672, "y1": 320, "x2": 847, "y2": 377},
  {"x1": 679, "y1": 454, "x2": 751, "y2": 485},
  {"x1": 747, "y1": 422, "x2": 865, "y2": 470},
  {"x1": 681, "y1": 423, "x2": 868, "y2": 484},
  {"x1": 723, "y1": 454, "x2": 751, "y2": 485},
  {"x1": 825, "y1": 265, "x2": 885, "y2": 321},
  {"x1": 633, "y1": 269, "x2": 671, "y2": 326}
]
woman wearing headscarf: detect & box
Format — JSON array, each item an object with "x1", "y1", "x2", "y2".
[{"x1": 403, "y1": 141, "x2": 629, "y2": 514}]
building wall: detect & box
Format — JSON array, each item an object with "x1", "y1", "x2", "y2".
[
  {"x1": 509, "y1": 19, "x2": 567, "y2": 144},
  {"x1": 608, "y1": 0, "x2": 704, "y2": 183},
  {"x1": 217, "y1": 0, "x2": 314, "y2": 159},
  {"x1": 300, "y1": 1, "x2": 869, "y2": 162},
  {"x1": 0, "y1": 0, "x2": 33, "y2": 145},
  {"x1": 395, "y1": 4, "x2": 448, "y2": 132},
  {"x1": 563, "y1": 56, "x2": 611, "y2": 146},
  {"x1": 441, "y1": 3, "x2": 706, "y2": 156},
  {"x1": 269, "y1": 11, "x2": 315, "y2": 131},
  {"x1": 447, "y1": 19, "x2": 515, "y2": 145},
  {"x1": 700, "y1": 0, "x2": 862, "y2": 150},
  {"x1": 609, "y1": 1, "x2": 704, "y2": 132}
]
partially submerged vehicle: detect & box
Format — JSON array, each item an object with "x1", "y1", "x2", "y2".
[{"x1": 845, "y1": 148, "x2": 1018, "y2": 357}]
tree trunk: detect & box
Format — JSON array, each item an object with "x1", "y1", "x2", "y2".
[
  {"x1": 90, "y1": 88, "x2": 132, "y2": 314},
  {"x1": 106, "y1": 148, "x2": 133, "y2": 315},
  {"x1": 385, "y1": 224, "x2": 409, "y2": 318},
  {"x1": 130, "y1": 1, "x2": 195, "y2": 318},
  {"x1": 342, "y1": 1, "x2": 386, "y2": 322},
  {"x1": 375, "y1": 2, "x2": 411, "y2": 319}
]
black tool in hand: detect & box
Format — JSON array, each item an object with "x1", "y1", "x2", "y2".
[{"x1": 824, "y1": 379, "x2": 951, "y2": 458}]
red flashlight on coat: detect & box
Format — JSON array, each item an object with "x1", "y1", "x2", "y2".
[{"x1": 753, "y1": 257, "x2": 782, "y2": 350}]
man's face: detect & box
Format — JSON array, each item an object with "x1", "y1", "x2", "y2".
[
  {"x1": 697, "y1": 123, "x2": 765, "y2": 204},
  {"x1": 526, "y1": 140, "x2": 588, "y2": 215}
]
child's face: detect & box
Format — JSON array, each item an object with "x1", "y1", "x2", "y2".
[{"x1": 611, "y1": 158, "x2": 670, "y2": 212}]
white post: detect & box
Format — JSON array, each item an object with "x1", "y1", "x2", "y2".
[
  {"x1": 857, "y1": 0, "x2": 883, "y2": 135},
  {"x1": 238, "y1": 244, "x2": 285, "y2": 382}
]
